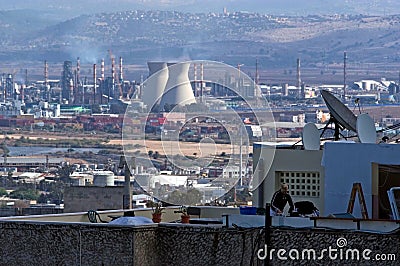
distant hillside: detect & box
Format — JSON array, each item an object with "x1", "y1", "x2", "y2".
[
  {"x1": 0, "y1": 9, "x2": 64, "y2": 44},
  {"x1": 0, "y1": 10, "x2": 400, "y2": 71}
]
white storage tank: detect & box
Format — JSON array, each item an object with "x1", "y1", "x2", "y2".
[
  {"x1": 93, "y1": 170, "x2": 115, "y2": 187},
  {"x1": 54, "y1": 104, "x2": 61, "y2": 117}
]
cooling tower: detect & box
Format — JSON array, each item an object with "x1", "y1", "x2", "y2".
[
  {"x1": 159, "y1": 62, "x2": 196, "y2": 108},
  {"x1": 143, "y1": 62, "x2": 169, "y2": 109}
]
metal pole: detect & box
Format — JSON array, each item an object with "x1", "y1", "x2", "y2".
[
  {"x1": 265, "y1": 203, "x2": 271, "y2": 266},
  {"x1": 120, "y1": 156, "x2": 133, "y2": 209},
  {"x1": 239, "y1": 125, "x2": 242, "y2": 187},
  {"x1": 343, "y1": 51, "x2": 347, "y2": 103}
]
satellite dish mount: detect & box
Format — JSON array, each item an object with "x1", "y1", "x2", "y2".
[{"x1": 320, "y1": 116, "x2": 344, "y2": 141}]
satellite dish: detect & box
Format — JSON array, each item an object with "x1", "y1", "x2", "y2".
[
  {"x1": 357, "y1": 113, "x2": 376, "y2": 143},
  {"x1": 302, "y1": 123, "x2": 320, "y2": 150},
  {"x1": 321, "y1": 90, "x2": 357, "y2": 132}
]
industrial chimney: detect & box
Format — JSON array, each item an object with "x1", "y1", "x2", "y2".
[
  {"x1": 93, "y1": 64, "x2": 97, "y2": 104},
  {"x1": 194, "y1": 63, "x2": 198, "y2": 96},
  {"x1": 101, "y1": 58, "x2": 105, "y2": 81},
  {"x1": 200, "y1": 63, "x2": 204, "y2": 102},
  {"x1": 296, "y1": 58, "x2": 301, "y2": 90},
  {"x1": 111, "y1": 57, "x2": 115, "y2": 100},
  {"x1": 44, "y1": 60, "x2": 48, "y2": 87},
  {"x1": 119, "y1": 56, "x2": 123, "y2": 82},
  {"x1": 21, "y1": 84, "x2": 25, "y2": 103},
  {"x1": 77, "y1": 57, "x2": 80, "y2": 88},
  {"x1": 69, "y1": 79, "x2": 74, "y2": 104}
]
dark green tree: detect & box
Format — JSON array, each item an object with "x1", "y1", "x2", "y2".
[
  {"x1": 9, "y1": 188, "x2": 39, "y2": 201},
  {"x1": 0, "y1": 187, "x2": 8, "y2": 196},
  {"x1": 57, "y1": 164, "x2": 74, "y2": 183},
  {"x1": 166, "y1": 188, "x2": 203, "y2": 205}
]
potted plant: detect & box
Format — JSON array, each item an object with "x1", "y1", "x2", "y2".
[
  {"x1": 178, "y1": 206, "x2": 190, "y2": 224},
  {"x1": 147, "y1": 201, "x2": 164, "y2": 223}
]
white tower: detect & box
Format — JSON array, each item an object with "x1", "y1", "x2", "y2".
[
  {"x1": 143, "y1": 62, "x2": 169, "y2": 109},
  {"x1": 159, "y1": 62, "x2": 196, "y2": 108}
]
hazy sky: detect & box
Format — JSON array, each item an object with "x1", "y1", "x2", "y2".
[{"x1": 1, "y1": 0, "x2": 398, "y2": 16}]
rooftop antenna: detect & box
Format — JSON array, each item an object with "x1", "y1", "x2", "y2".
[{"x1": 352, "y1": 98, "x2": 363, "y2": 114}]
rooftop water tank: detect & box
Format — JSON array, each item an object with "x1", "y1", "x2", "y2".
[{"x1": 93, "y1": 170, "x2": 115, "y2": 187}]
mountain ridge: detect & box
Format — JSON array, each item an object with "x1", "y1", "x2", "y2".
[{"x1": 0, "y1": 9, "x2": 399, "y2": 73}]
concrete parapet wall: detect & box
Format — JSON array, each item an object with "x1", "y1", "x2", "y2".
[
  {"x1": 64, "y1": 186, "x2": 125, "y2": 212},
  {"x1": 0, "y1": 220, "x2": 398, "y2": 265},
  {"x1": 0, "y1": 221, "x2": 158, "y2": 266}
]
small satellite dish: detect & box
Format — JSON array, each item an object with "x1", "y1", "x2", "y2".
[
  {"x1": 321, "y1": 90, "x2": 357, "y2": 132},
  {"x1": 357, "y1": 113, "x2": 376, "y2": 143},
  {"x1": 302, "y1": 123, "x2": 320, "y2": 150}
]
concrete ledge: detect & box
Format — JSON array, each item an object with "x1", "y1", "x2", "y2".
[{"x1": 0, "y1": 220, "x2": 398, "y2": 265}]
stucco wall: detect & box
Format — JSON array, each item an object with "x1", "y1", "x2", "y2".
[
  {"x1": 323, "y1": 142, "x2": 400, "y2": 217},
  {"x1": 64, "y1": 186, "x2": 125, "y2": 212},
  {"x1": 253, "y1": 144, "x2": 324, "y2": 213}
]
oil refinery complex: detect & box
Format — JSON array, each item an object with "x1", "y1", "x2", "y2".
[
  {"x1": 0, "y1": 57, "x2": 399, "y2": 206},
  {"x1": 0, "y1": 56, "x2": 399, "y2": 131}
]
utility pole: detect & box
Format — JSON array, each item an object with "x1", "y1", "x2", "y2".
[
  {"x1": 255, "y1": 58, "x2": 259, "y2": 86},
  {"x1": 119, "y1": 155, "x2": 134, "y2": 209},
  {"x1": 239, "y1": 124, "x2": 243, "y2": 187},
  {"x1": 343, "y1": 51, "x2": 347, "y2": 103}
]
